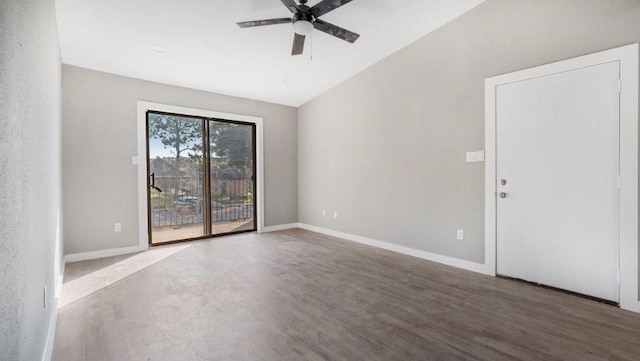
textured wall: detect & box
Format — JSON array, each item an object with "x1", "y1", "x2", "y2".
[
  {"x1": 0, "y1": 0, "x2": 63, "y2": 360},
  {"x1": 298, "y1": 0, "x2": 640, "y2": 264},
  {"x1": 62, "y1": 65, "x2": 298, "y2": 255}
]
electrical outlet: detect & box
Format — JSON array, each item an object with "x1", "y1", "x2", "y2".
[
  {"x1": 322, "y1": 209, "x2": 326, "y2": 217},
  {"x1": 333, "y1": 211, "x2": 338, "y2": 219},
  {"x1": 456, "y1": 229, "x2": 464, "y2": 240},
  {"x1": 43, "y1": 286, "x2": 47, "y2": 308},
  {"x1": 114, "y1": 223, "x2": 122, "y2": 232}
]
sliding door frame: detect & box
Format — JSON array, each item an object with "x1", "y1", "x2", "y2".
[
  {"x1": 137, "y1": 101, "x2": 264, "y2": 248},
  {"x1": 145, "y1": 110, "x2": 208, "y2": 245},
  {"x1": 207, "y1": 117, "x2": 259, "y2": 240}
]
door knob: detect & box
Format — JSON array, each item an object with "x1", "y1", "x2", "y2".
[{"x1": 499, "y1": 192, "x2": 507, "y2": 199}]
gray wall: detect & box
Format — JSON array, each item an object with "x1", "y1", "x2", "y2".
[
  {"x1": 298, "y1": 0, "x2": 640, "y2": 265},
  {"x1": 62, "y1": 65, "x2": 298, "y2": 255},
  {"x1": 0, "y1": 0, "x2": 63, "y2": 360}
]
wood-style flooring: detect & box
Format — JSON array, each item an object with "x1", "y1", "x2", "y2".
[{"x1": 53, "y1": 229, "x2": 640, "y2": 361}]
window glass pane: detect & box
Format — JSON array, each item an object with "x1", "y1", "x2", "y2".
[
  {"x1": 148, "y1": 113, "x2": 204, "y2": 244},
  {"x1": 209, "y1": 121, "x2": 255, "y2": 234}
]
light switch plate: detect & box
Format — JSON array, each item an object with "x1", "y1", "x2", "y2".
[
  {"x1": 131, "y1": 156, "x2": 138, "y2": 165},
  {"x1": 466, "y1": 150, "x2": 485, "y2": 163},
  {"x1": 465, "y1": 152, "x2": 473, "y2": 162},
  {"x1": 456, "y1": 229, "x2": 464, "y2": 240}
]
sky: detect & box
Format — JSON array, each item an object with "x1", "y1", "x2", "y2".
[
  {"x1": 149, "y1": 137, "x2": 175, "y2": 158},
  {"x1": 148, "y1": 136, "x2": 202, "y2": 159}
]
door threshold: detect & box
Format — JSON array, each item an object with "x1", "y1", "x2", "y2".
[
  {"x1": 496, "y1": 274, "x2": 619, "y2": 307},
  {"x1": 150, "y1": 229, "x2": 257, "y2": 247}
]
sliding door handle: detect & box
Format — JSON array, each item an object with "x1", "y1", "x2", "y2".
[{"x1": 149, "y1": 173, "x2": 163, "y2": 193}]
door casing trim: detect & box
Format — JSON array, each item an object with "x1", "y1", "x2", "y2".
[
  {"x1": 484, "y1": 44, "x2": 639, "y2": 312},
  {"x1": 137, "y1": 101, "x2": 265, "y2": 248}
]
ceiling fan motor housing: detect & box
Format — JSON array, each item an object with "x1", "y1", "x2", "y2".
[{"x1": 293, "y1": 12, "x2": 314, "y2": 23}]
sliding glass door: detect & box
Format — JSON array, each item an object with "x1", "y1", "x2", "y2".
[
  {"x1": 209, "y1": 121, "x2": 256, "y2": 234},
  {"x1": 146, "y1": 111, "x2": 256, "y2": 245}
]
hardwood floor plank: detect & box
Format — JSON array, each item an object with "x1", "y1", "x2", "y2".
[{"x1": 53, "y1": 229, "x2": 640, "y2": 360}]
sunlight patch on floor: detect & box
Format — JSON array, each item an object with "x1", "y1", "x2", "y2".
[{"x1": 59, "y1": 243, "x2": 191, "y2": 308}]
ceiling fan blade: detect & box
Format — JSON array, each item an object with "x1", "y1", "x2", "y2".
[
  {"x1": 310, "y1": 0, "x2": 355, "y2": 18},
  {"x1": 313, "y1": 19, "x2": 360, "y2": 43},
  {"x1": 237, "y1": 18, "x2": 291, "y2": 28},
  {"x1": 292, "y1": 33, "x2": 305, "y2": 55},
  {"x1": 280, "y1": 0, "x2": 299, "y2": 13}
]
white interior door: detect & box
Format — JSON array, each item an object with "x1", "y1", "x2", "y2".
[{"x1": 496, "y1": 61, "x2": 620, "y2": 302}]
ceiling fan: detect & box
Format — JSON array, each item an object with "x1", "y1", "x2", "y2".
[{"x1": 237, "y1": 0, "x2": 360, "y2": 56}]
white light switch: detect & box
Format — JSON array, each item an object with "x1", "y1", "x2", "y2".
[
  {"x1": 456, "y1": 229, "x2": 464, "y2": 240},
  {"x1": 333, "y1": 211, "x2": 338, "y2": 219},
  {"x1": 131, "y1": 156, "x2": 138, "y2": 165},
  {"x1": 466, "y1": 152, "x2": 474, "y2": 162},
  {"x1": 114, "y1": 223, "x2": 122, "y2": 232},
  {"x1": 466, "y1": 151, "x2": 485, "y2": 163}
]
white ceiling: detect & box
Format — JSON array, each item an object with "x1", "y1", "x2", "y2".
[{"x1": 55, "y1": 0, "x2": 485, "y2": 107}]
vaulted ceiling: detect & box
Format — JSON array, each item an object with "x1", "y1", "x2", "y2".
[{"x1": 55, "y1": 0, "x2": 485, "y2": 106}]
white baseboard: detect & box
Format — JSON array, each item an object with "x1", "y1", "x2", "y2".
[
  {"x1": 63, "y1": 224, "x2": 490, "y2": 275},
  {"x1": 297, "y1": 223, "x2": 492, "y2": 276},
  {"x1": 57, "y1": 260, "x2": 65, "y2": 299},
  {"x1": 261, "y1": 223, "x2": 299, "y2": 233},
  {"x1": 64, "y1": 245, "x2": 148, "y2": 263},
  {"x1": 622, "y1": 300, "x2": 640, "y2": 313},
  {"x1": 63, "y1": 224, "x2": 298, "y2": 263},
  {"x1": 41, "y1": 299, "x2": 58, "y2": 361},
  {"x1": 55, "y1": 272, "x2": 64, "y2": 301}
]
